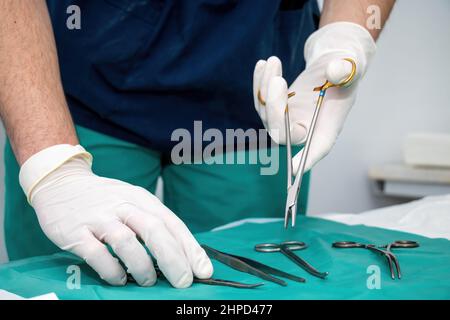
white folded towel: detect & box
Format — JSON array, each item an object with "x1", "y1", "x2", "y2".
[{"x1": 404, "y1": 133, "x2": 450, "y2": 168}]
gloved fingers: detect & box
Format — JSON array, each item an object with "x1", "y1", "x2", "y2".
[
  {"x1": 95, "y1": 221, "x2": 157, "y2": 287},
  {"x1": 131, "y1": 189, "x2": 213, "y2": 280},
  {"x1": 265, "y1": 76, "x2": 287, "y2": 144},
  {"x1": 325, "y1": 58, "x2": 356, "y2": 87},
  {"x1": 151, "y1": 203, "x2": 213, "y2": 280},
  {"x1": 258, "y1": 56, "x2": 282, "y2": 124},
  {"x1": 253, "y1": 59, "x2": 267, "y2": 122},
  {"x1": 283, "y1": 80, "x2": 313, "y2": 146},
  {"x1": 291, "y1": 128, "x2": 336, "y2": 174},
  {"x1": 288, "y1": 121, "x2": 308, "y2": 146},
  {"x1": 69, "y1": 231, "x2": 127, "y2": 286},
  {"x1": 120, "y1": 208, "x2": 193, "y2": 288}
]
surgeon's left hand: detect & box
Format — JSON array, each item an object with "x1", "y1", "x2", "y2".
[{"x1": 253, "y1": 22, "x2": 376, "y2": 173}]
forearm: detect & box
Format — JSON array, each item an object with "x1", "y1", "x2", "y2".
[
  {"x1": 320, "y1": 0, "x2": 395, "y2": 40},
  {"x1": 0, "y1": 0, "x2": 78, "y2": 165}
]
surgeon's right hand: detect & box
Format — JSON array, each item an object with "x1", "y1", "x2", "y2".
[{"x1": 18, "y1": 144, "x2": 213, "y2": 288}]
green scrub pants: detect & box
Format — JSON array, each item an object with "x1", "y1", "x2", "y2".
[{"x1": 4, "y1": 126, "x2": 309, "y2": 261}]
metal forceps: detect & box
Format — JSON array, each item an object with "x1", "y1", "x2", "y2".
[
  {"x1": 332, "y1": 240, "x2": 419, "y2": 279},
  {"x1": 284, "y1": 58, "x2": 357, "y2": 228},
  {"x1": 127, "y1": 256, "x2": 264, "y2": 289},
  {"x1": 202, "y1": 244, "x2": 306, "y2": 286},
  {"x1": 255, "y1": 241, "x2": 329, "y2": 279}
]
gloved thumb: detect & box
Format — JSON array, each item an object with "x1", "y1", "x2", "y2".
[
  {"x1": 292, "y1": 135, "x2": 335, "y2": 174},
  {"x1": 325, "y1": 58, "x2": 356, "y2": 87}
]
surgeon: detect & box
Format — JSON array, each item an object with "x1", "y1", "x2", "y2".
[{"x1": 0, "y1": 0, "x2": 394, "y2": 288}]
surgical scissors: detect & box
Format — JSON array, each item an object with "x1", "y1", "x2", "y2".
[
  {"x1": 255, "y1": 241, "x2": 329, "y2": 279},
  {"x1": 283, "y1": 58, "x2": 357, "y2": 228},
  {"x1": 332, "y1": 240, "x2": 419, "y2": 279}
]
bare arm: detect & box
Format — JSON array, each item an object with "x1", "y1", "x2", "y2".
[
  {"x1": 320, "y1": 0, "x2": 396, "y2": 40},
  {"x1": 0, "y1": 0, "x2": 78, "y2": 165}
]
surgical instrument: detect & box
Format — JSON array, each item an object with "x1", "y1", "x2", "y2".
[
  {"x1": 255, "y1": 241, "x2": 329, "y2": 279},
  {"x1": 127, "y1": 258, "x2": 264, "y2": 289},
  {"x1": 332, "y1": 240, "x2": 419, "y2": 279},
  {"x1": 283, "y1": 58, "x2": 357, "y2": 228},
  {"x1": 201, "y1": 244, "x2": 306, "y2": 286},
  {"x1": 127, "y1": 273, "x2": 263, "y2": 289}
]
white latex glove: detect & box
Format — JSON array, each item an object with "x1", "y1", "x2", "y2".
[
  {"x1": 19, "y1": 145, "x2": 213, "y2": 288},
  {"x1": 253, "y1": 22, "x2": 376, "y2": 173}
]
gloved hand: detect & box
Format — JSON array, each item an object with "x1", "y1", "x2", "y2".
[
  {"x1": 253, "y1": 22, "x2": 376, "y2": 173},
  {"x1": 19, "y1": 144, "x2": 213, "y2": 288}
]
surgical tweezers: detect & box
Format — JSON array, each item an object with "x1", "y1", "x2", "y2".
[
  {"x1": 127, "y1": 256, "x2": 263, "y2": 289},
  {"x1": 127, "y1": 271, "x2": 262, "y2": 289},
  {"x1": 202, "y1": 244, "x2": 306, "y2": 286},
  {"x1": 284, "y1": 58, "x2": 357, "y2": 228}
]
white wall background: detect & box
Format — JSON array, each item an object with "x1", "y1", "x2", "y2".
[
  {"x1": 308, "y1": 0, "x2": 450, "y2": 214},
  {"x1": 0, "y1": 0, "x2": 449, "y2": 263}
]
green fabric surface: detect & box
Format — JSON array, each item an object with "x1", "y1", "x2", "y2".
[{"x1": 1, "y1": 217, "x2": 449, "y2": 300}]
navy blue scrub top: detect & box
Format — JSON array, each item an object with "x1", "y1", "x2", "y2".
[{"x1": 47, "y1": 0, "x2": 320, "y2": 153}]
